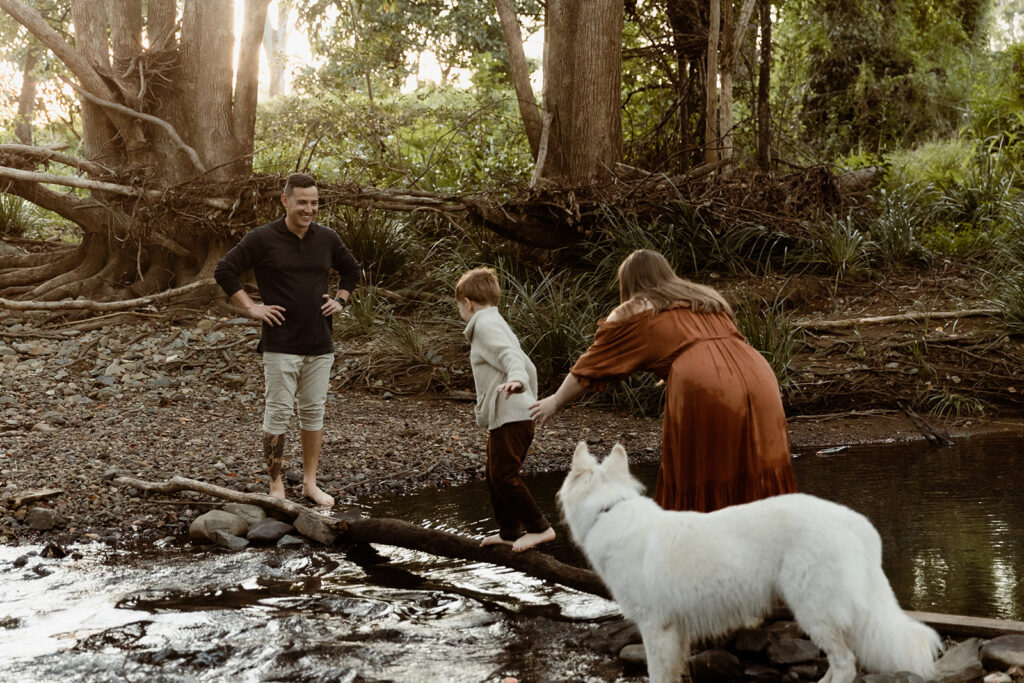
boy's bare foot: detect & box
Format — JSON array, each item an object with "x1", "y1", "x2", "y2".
[
  {"x1": 302, "y1": 484, "x2": 334, "y2": 507},
  {"x1": 512, "y1": 527, "x2": 556, "y2": 552},
  {"x1": 269, "y1": 478, "x2": 286, "y2": 499},
  {"x1": 480, "y1": 533, "x2": 514, "y2": 548}
]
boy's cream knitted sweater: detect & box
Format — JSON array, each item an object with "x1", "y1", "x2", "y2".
[{"x1": 464, "y1": 306, "x2": 538, "y2": 430}]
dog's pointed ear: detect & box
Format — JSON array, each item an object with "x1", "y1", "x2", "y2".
[
  {"x1": 571, "y1": 440, "x2": 597, "y2": 471},
  {"x1": 603, "y1": 443, "x2": 630, "y2": 478}
]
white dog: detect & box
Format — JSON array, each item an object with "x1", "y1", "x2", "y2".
[{"x1": 558, "y1": 442, "x2": 941, "y2": 683}]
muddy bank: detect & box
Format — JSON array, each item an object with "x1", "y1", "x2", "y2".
[{"x1": 1, "y1": 312, "x2": 1023, "y2": 548}]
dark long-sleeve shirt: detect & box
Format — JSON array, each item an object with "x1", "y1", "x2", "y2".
[{"x1": 214, "y1": 218, "x2": 360, "y2": 355}]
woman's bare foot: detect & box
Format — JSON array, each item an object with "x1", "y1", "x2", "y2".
[
  {"x1": 302, "y1": 484, "x2": 334, "y2": 507},
  {"x1": 480, "y1": 533, "x2": 514, "y2": 548},
  {"x1": 512, "y1": 527, "x2": 555, "y2": 552}
]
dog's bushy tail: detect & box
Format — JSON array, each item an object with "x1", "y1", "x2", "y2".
[{"x1": 850, "y1": 575, "x2": 942, "y2": 677}]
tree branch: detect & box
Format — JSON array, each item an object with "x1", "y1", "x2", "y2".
[
  {"x1": 0, "y1": 278, "x2": 218, "y2": 311},
  {"x1": 0, "y1": 166, "x2": 231, "y2": 209},
  {"x1": 61, "y1": 77, "x2": 207, "y2": 174},
  {"x1": 0, "y1": 143, "x2": 110, "y2": 177},
  {"x1": 796, "y1": 309, "x2": 1001, "y2": 331},
  {"x1": 115, "y1": 474, "x2": 609, "y2": 598}
]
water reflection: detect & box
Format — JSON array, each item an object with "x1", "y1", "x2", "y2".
[{"x1": 363, "y1": 432, "x2": 1024, "y2": 621}]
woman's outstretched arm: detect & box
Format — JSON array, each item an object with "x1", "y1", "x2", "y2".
[{"x1": 529, "y1": 373, "x2": 587, "y2": 427}]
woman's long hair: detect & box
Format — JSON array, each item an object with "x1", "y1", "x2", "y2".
[{"x1": 618, "y1": 249, "x2": 733, "y2": 317}]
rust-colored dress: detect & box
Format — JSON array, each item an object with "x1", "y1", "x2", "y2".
[{"x1": 570, "y1": 304, "x2": 797, "y2": 512}]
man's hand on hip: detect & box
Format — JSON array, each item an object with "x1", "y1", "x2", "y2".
[{"x1": 248, "y1": 303, "x2": 286, "y2": 326}]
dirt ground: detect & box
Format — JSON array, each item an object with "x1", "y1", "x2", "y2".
[{"x1": 1, "y1": 263, "x2": 1023, "y2": 547}]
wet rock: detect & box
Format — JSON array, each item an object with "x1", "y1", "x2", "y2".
[
  {"x1": 246, "y1": 518, "x2": 294, "y2": 544},
  {"x1": 981, "y1": 635, "x2": 1024, "y2": 669},
  {"x1": 31, "y1": 422, "x2": 56, "y2": 433},
  {"x1": 276, "y1": 534, "x2": 305, "y2": 548},
  {"x1": 32, "y1": 565, "x2": 51, "y2": 577},
  {"x1": 744, "y1": 663, "x2": 783, "y2": 681},
  {"x1": 766, "y1": 638, "x2": 820, "y2": 665},
  {"x1": 691, "y1": 649, "x2": 743, "y2": 682},
  {"x1": 25, "y1": 506, "x2": 64, "y2": 531},
  {"x1": 788, "y1": 661, "x2": 828, "y2": 680},
  {"x1": 211, "y1": 530, "x2": 249, "y2": 551},
  {"x1": 768, "y1": 620, "x2": 805, "y2": 640},
  {"x1": 0, "y1": 616, "x2": 20, "y2": 629},
  {"x1": 12, "y1": 554, "x2": 29, "y2": 568},
  {"x1": 733, "y1": 627, "x2": 771, "y2": 652},
  {"x1": 41, "y1": 542, "x2": 67, "y2": 559},
  {"x1": 934, "y1": 638, "x2": 985, "y2": 683},
  {"x1": 221, "y1": 503, "x2": 265, "y2": 527},
  {"x1": 294, "y1": 512, "x2": 337, "y2": 545},
  {"x1": 188, "y1": 510, "x2": 248, "y2": 542},
  {"x1": 618, "y1": 643, "x2": 645, "y2": 664},
  {"x1": 862, "y1": 672, "x2": 926, "y2": 683},
  {"x1": 983, "y1": 674, "x2": 1013, "y2": 683},
  {"x1": 581, "y1": 618, "x2": 641, "y2": 654}
]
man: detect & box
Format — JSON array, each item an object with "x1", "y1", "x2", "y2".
[{"x1": 214, "y1": 173, "x2": 360, "y2": 506}]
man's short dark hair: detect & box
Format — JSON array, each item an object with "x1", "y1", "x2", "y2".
[{"x1": 284, "y1": 173, "x2": 317, "y2": 196}]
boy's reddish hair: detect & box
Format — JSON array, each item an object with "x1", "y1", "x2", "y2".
[{"x1": 455, "y1": 267, "x2": 500, "y2": 306}]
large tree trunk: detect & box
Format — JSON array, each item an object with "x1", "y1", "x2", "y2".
[
  {"x1": 262, "y1": 1, "x2": 291, "y2": 97},
  {"x1": 495, "y1": 0, "x2": 542, "y2": 160},
  {"x1": 15, "y1": 46, "x2": 39, "y2": 145},
  {"x1": 540, "y1": 0, "x2": 623, "y2": 184},
  {"x1": 0, "y1": 0, "x2": 269, "y2": 301},
  {"x1": 756, "y1": 0, "x2": 772, "y2": 171},
  {"x1": 703, "y1": 0, "x2": 720, "y2": 164},
  {"x1": 719, "y1": 0, "x2": 756, "y2": 161}
]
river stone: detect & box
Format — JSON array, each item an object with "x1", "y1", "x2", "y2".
[
  {"x1": 734, "y1": 627, "x2": 772, "y2": 652},
  {"x1": 188, "y1": 510, "x2": 248, "y2": 542},
  {"x1": 766, "y1": 638, "x2": 820, "y2": 665},
  {"x1": 246, "y1": 518, "x2": 294, "y2": 544},
  {"x1": 981, "y1": 635, "x2": 1024, "y2": 669},
  {"x1": 788, "y1": 661, "x2": 828, "y2": 680},
  {"x1": 294, "y1": 512, "x2": 337, "y2": 545},
  {"x1": 221, "y1": 503, "x2": 265, "y2": 527},
  {"x1": 862, "y1": 673, "x2": 926, "y2": 683},
  {"x1": 25, "y1": 507, "x2": 63, "y2": 531},
  {"x1": 618, "y1": 643, "x2": 645, "y2": 664},
  {"x1": 581, "y1": 618, "x2": 641, "y2": 654},
  {"x1": 934, "y1": 638, "x2": 985, "y2": 683},
  {"x1": 744, "y1": 664, "x2": 783, "y2": 681},
  {"x1": 983, "y1": 675, "x2": 1012, "y2": 683},
  {"x1": 276, "y1": 534, "x2": 305, "y2": 548},
  {"x1": 211, "y1": 530, "x2": 249, "y2": 551},
  {"x1": 691, "y1": 649, "x2": 743, "y2": 682}
]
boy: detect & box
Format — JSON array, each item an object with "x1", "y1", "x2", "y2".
[{"x1": 456, "y1": 267, "x2": 555, "y2": 552}]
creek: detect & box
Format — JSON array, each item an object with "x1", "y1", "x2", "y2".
[{"x1": 1, "y1": 433, "x2": 1021, "y2": 682}]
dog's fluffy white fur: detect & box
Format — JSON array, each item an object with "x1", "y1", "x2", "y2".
[{"x1": 558, "y1": 442, "x2": 941, "y2": 683}]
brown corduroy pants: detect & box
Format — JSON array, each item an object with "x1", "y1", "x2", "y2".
[{"x1": 486, "y1": 420, "x2": 549, "y2": 541}]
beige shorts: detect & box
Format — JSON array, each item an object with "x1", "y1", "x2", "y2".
[{"x1": 262, "y1": 352, "x2": 334, "y2": 433}]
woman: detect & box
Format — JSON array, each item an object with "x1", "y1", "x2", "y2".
[{"x1": 530, "y1": 249, "x2": 796, "y2": 512}]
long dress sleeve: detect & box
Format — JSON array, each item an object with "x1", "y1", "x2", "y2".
[{"x1": 569, "y1": 314, "x2": 661, "y2": 391}]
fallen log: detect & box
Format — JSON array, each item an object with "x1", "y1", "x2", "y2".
[
  {"x1": 115, "y1": 475, "x2": 609, "y2": 599},
  {"x1": 796, "y1": 308, "x2": 1000, "y2": 331}
]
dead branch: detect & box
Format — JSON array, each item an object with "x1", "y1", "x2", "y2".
[
  {"x1": 0, "y1": 277, "x2": 218, "y2": 311},
  {"x1": 116, "y1": 474, "x2": 610, "y2": 599},
  {"x1": 0, "y1": 167, "x2": 232, "y2": 210},
  {"x1": 0, "y1": 143, "x2": 110, "y2": 176},
  {"x1": 796, "y1": 308, "x2": 1000, "y2": 331}
]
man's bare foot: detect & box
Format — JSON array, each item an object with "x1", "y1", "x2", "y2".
[
  {"x1": 480, "y1": 533, "x2": 514, "y2": 548},
  {"x1": 512, "y1": 527, "x2": 556, "y2": 552},
  {"x1": 302, "y1": 484, "x2": 334, "y2": 507},
  {"x1": 269, "y1": 478, "x2": 286, "y2": 499}
]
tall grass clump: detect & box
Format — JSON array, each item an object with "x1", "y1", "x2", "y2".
[
  {"x1": 501, "y1": 269, "x2": 610, "y2": 391},
  {"x1": 867, "y1": 185, "x2": 935, "y2": 268},
  {"x1": 0, "y1": 193, "x2": 41, "y2": 238},
  {"x1": 734, "y1": 295, "x2": 798, "y2": 392},
  {"x1": 801, "y1": 213, "x2": 872, "y2": 281},
  {"x1": 328, "y1": 208, "x2": 418, "y2": 285}
]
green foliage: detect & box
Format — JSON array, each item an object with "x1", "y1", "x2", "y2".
[
  {"x1": 800, "y1": 214, "x2": 872, "y2": 280},
  {"x1": 867, "y1": 185, "x2": 935, "y2": 268},
  {"x1": 917, "y1": 391, "x2": 987, "y2": 419},
  {"x1": 326, "y1": 207, "x2": 418, "y2": 285},
  {"x1": 0, "y1": 192, "x2": 38, "y2": 238},
  {"x1": 734, "y1": 294, "x2": 798, "y2": 392},
  {"x1": 335, "y1": 282, "x2": 392, "y2": 340}
]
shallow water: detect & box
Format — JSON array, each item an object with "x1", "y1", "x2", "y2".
[{"x1": 1, "y1": 433, "x2": 1022, "y2": 681}]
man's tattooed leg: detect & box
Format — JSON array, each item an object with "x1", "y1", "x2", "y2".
[{"x1": 263, "y1": 432, "x2": 286, "y2": 497}]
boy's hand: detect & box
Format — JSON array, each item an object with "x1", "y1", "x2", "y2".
[{"x1": 496, "y1": 381, "x2": 523, "y2": 398}]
